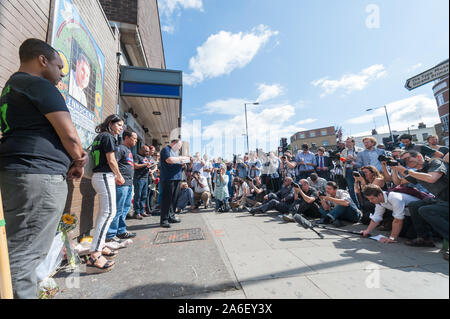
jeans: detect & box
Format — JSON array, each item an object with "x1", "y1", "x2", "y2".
[
  {"x1": 177, "y1": 187, "x2": 194, "y2": 210},
  {"x1": 133, "y1": 178, "x2": 148, "y2": 215},
  {"x1": 0, "y1": 172, "x2": 68, "y2": 299},
  {"x1": 345, "y1": 168, "x2": 358, "y2": 207},
  {"x1": 320, "y1": 205, "x2": 361, "y2": 223},
  {"x1": 107, "y1": 185, "x2": 133, "y2": 239},
  {"x1": 257, "y1": 194, "x2": 291, "y2": 214},
  {"x1": 408, "y1": 200, "x2": 449, "y2": 240}
]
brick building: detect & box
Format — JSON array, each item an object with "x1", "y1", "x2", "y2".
[
  {"x1": 290, "y1": 126, "x2": 337, "y2": 153},
  {"x1": 0, "y1": 0, "x2": 182, "y2": 237},
  {"x1": 433, "y1": 75, "x2": 449, "y2": 146}
]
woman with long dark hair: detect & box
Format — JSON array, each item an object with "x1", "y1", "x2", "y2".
[{"x1": 87, "y1": 114, "x2": 125, "y2": 273}]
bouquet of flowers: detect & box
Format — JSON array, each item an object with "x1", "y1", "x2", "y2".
[{"x1": 58, "y1": 213, "x2": 79, "y2": 269}]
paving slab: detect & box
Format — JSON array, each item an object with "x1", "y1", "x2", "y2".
[
  {"x1": 306, "y1": 267, "x2": 449, "y2": 299},
  {"x1": 226, "y1": 250, "x2": 316, "y2": 282},
  {"x1": 241, "y1": 276, "x2": 329, "y2": 299}
]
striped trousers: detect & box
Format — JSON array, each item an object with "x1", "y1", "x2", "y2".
[{"x1": 90, "y1": 173, "x2": 117, "y2": 253}]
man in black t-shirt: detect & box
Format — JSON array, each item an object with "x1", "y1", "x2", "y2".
[
  {"x1": 106, "y1": 131, "x2": 138, "y2": 241},
  {"x1": 393, "y1": 151, "x2": 448, "y2": 256},
  {"x1": 246, "y1": 176, "x2": 268, "y2": 207},
  {"x1": 283, "y1": 179, "x2": 321, "y2": 222},
  {"x1": 133, "y1": 145, "x2": 152, "y2": 218},
  {"x1": 0, "y1": 39, "x2": 87, "y2": 299}
]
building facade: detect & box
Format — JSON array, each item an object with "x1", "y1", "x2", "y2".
[
  {"x1": 353, "y1": 125, "x2": 438, "y2": 149},
  {"x1": 0, "y1": 0, "x2": 181, "y2": 237},
  {"x1": 433, "y1": 76, "x2": 449, "y2": 146},
  {"x1": 290, "y1": 126, "x2": 336, "y2": 153}
]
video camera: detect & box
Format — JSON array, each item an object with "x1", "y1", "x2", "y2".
[
  {"x1": 352, "y1": 170, "x2": 366, "y2": 179},
  {"x1": 328, "y1": 150, "x2": 341, "y2": 161}
]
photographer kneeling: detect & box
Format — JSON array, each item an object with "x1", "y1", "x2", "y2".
[
  {"x1": 318, "y1": 181, "x2": 362, "y2": 227},
  {"x1": 283, "y1": 179, "x2": 321, "y2": 223},
  {"x1": 361, "y1": 184, "x2": 421, "y2": 243},
  {"x1": 245, "y1": 177, "x2": 294, "y2": 216},
  {"x1": 246, "y1": 176, "x2": 268, "y2": 208},
  {"x1": 393, "y1": 151, "x2": 448, "y2": 257}
]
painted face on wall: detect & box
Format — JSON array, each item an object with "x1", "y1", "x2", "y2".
[{"x1": 76, "y1": 58, "x2": 91, "y2": 89}]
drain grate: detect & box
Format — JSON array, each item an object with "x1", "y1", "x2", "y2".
[{"x1": 153, "y1": 228, "x2": 205, "y2": 245}]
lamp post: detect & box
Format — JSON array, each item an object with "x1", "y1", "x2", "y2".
[
  {"x1": 366, "y1": 105, "x2": 393, "y2": 143},
  {"x1": 244, "y1": 102, "x2": 259, "y2": 154},
  {"x1": 407, "y1": 125, "x2": 415, "y2": 135}
]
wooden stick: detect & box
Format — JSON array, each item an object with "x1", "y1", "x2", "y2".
[{"x1": 0, "y1": 190, "x2": 13, "y2": 299}]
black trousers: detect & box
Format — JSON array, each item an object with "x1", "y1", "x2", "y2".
[
  {"x1": 160, "y1": 180, "x2": 180, "y2": 223},
  {"x1": 296, "y1": 200, "x2": 321, "y2": 218}
]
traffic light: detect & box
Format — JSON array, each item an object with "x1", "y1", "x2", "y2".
[{"x1": 280, "y1": 138, "x2": 288, "y2": 152}]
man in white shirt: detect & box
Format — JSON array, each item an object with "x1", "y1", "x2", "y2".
[
  {"x1": 202, "y1": 154, "x2": 213, "y2": 193},
  {"x1": 191, "y1": 170, "x2": 211, "y2": 209},
  {"x1": 361, "y1": 184, "x2": 420, "y2": 243}
]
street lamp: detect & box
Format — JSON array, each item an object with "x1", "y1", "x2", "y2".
[
  {"x1": 244, "y1": 102, "x2": 259, "y2": 154},
  {"x1": 366, "y1": 105, "x2": 394, "y2": 143},
  {"x1": 407, "y1": 125, "x2": 415, "y2": 135}
]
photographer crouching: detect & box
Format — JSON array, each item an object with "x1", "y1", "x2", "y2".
[
  {"x1": 318, "y1": 181, "x2": 362, "y2": 227},
  {"x1": 245, "y1": 177, "x2": 295, "y2": 216},
  {"x1": 245, "y1": 176, "x2": 268, "y2": 208},
  {"x1": 393, "y1": 151, "x2": 448, "y2": 259},
  {"x1": 283, "y1": 179, "x2": 321, "y2": 223}
]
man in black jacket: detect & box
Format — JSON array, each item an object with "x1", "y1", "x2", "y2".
[
  {"x1": 245, "y1": 177, "x2": 294, "y2": 216},
  {"x1": 315, "y1": 147, "x2": 333, "y2": 180}
]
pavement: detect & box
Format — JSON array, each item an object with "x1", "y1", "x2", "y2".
[{"x1": 53, "y1": 207, "x2": 449, "y2": 299}]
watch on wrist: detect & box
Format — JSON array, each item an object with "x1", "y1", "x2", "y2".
[{"x1": 389, "y1": 236, "x2": 396, "y2": 241}]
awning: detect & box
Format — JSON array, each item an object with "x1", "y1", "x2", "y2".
[{"x1": 120, "y1": 66, "x2": 182, "y2": 145}]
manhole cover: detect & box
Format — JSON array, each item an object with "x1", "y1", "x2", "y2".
[{"x1": 153, "y1": 228, "x2": 205, "y2": 245}]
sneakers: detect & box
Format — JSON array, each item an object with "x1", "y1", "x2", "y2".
[
  {"x1": 282, "y1": 214, "x2": 295, "y2": 223},
  {"x1": 117, "y1": 232, "x2": 137, "y2": 239},
  {"x1": 318, "y1": 216, "x2": 331, "y2": 225},
  {"x1": 332, "y1": 219, "x2": 344, "y2": 228}
]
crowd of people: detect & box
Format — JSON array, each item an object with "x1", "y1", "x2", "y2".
[{"x1": 0, "y1": 39, "x2": 448, "y2": 299}]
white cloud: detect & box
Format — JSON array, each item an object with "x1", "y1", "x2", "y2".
[
  {"x1": 184, "y1": 25, "x2": 279, "y2": 85},
  {"x1": 407, "y1": 63, "x2": 423, "y2": 73},
  {"x1": 312, "y1": 64, "x2": 387, "y2": 97},
  {"x1": 296, "y1": 118, "x2": 318, "y2": 125},
  {"x1": 257, "y1": 83, "x2": 285, "y2": 102},
  {"x1": 346, "y1": 94, "x2": 441, "y2": 134},
  {"x1": 158, "y1": 0, "x2": 204, "y2": 34},
  {"x1": 204, "y1": 98, "x2": 253, "y2": 115}
]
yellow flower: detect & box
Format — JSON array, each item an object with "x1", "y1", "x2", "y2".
[{"x1": 62, "y1": 214, "x2": 75, "y2": 225}]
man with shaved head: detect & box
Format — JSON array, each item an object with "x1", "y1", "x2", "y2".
[{"x1": 283, "y1": 179, "x2": 321, "y2": 223}]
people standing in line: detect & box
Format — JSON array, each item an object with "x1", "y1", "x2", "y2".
[
  {"x1": 106, "y1": 130, "x2": 138, "y2": 242},
  {"x1": 88, "y1": 114, "x2": 125, "y2": 273},
  {"x1": 133, "y1": 145, "x2": 152, "y2": 219},
  {"x1": 237, "y1": 155, "x2": 250, "y2": 179},
  {"x1": 248, "y1": 152, "x2": 262, "y2": 179},
  {"x1": 159, "y1": 139, "x2": 190, "y2": 228},
  {"x1": 295, "y1": 144, "x2": 317, "y2": 180},
  {"x1": 0, "y1": 38, "x2": 88, "y2": 298}
]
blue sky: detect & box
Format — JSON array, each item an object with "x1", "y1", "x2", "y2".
[{"x1": 158, "y1": 0, "x2": 449, "y2": 159}]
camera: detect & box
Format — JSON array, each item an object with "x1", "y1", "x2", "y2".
[
  {"x1": 353, "y1": 171, "x2": 365, "y2": 179},
  {"x1": 378, "y1": 154, "x2": 391, "y2": 162},
  {"x1": 246, "y1": 176, "x2": 254, "y2": 183},
  {"x1": 329, "y1": 150, "x2": 341, "y2": 161},
  {"x1": 293, "y1": 182, "x2": 301, "y2": 189},
  {"x1": 318, "y1": 191, "x2": 327, "y2": 197}
]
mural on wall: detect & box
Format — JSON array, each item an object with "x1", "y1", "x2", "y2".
[{"x1": 51, "y1": 0, "x2": 105, "y2": 148}]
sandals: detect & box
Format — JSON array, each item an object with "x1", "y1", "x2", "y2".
[
  {"x1": 86, "y1": 255, "x2": 115, "y2": 274},
  {"x1": 102, "y1": 247, "x2": 119, "y2": 260}
]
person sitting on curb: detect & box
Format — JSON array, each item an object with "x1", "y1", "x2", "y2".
[
  {"x1": 283, "y1": 179, "x2": 320, "y2": 222},
  {"x1": 245, "y1": 177, "x2": 295, "y2": 216},
  {"x1": 318, "y1": 181, "x2": 362, "y2": 228},
  {"x1": 246, "y1": 176, "x2": 268, "y2": 208},
  {"x1": 191, "y1": 170, "x2": 211, "y2": 210},
  {"x1": 360, "y1": 184, "x2": 421, "y2": 243}
]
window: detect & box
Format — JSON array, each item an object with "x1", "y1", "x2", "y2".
[
  {"x1": 441, "y1": 114, "x2": 449, "y2": 133},
  {"x1": 310, "y1": 132, "x2": 316, "y2": 138},
  {"x1": 300, "y1": 133, "x2": 305, "y2": 139},
  {"x1": 422, "y1": 133, "x2": 429, "y2": 141},
  {"x1": 412, "y1": 135, "x2": 418, "y2": 142},
  {"x1": 321, "y1": 130, "x2": 327, "y2": 136},
  {"x1": 437, "y1": 94, "x2": 445, "y2": 107},
  {"x1": 323, "y1": 141, "x2": 329, "y2": 146}
]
